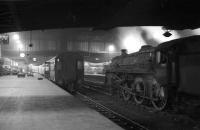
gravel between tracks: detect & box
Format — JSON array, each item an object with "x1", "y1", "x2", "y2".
[{"x1": 77, "y1": 86, "x2": 199, "y2": 130}]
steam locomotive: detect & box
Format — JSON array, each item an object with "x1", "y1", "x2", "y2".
[{"x1": 105, "y1": 35, "x2": 200, "y2": 111}]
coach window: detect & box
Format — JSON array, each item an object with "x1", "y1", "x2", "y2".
[
  {"x1": 160, "y1": 53, "x2": 167, "y2": 64},
  {"x1": 148, "y1": 52, "x2": 153, "y2": 62},
  {"x1": 156, "y1": 51, "x2": 167, "y2": 64},
  {"x1": 156, "y1": 51, "x2": 161, "y2": 63},
  {"x1": 77, "y1": 61, "x2": 83, "y2": 69}
]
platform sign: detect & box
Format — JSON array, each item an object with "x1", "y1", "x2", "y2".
[{"x1": 0, "y1": 34, "x2": 9, "y2": 44}]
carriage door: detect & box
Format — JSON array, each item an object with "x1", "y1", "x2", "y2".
[
  {"x1": 179, "y1": 54, "x2": 200, "y2": 95},
  {"x1": 155, "y1": 51, "x2": 168, "y2": 85},
  {"x1": 76, "y1": 60, "x2": 84, "y2": 81},
  {"x1": 167, "y1": 51, "x2": 177, "y2": 84}
]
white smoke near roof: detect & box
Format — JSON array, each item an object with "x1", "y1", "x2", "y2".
[
  {"x1": 176, "y1": 28, "x2": 200, "y2": 37},
  {"x1": 117, "y1": 26, "x2": 200, "y2": 54}
]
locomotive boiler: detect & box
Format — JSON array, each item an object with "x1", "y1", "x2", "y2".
[{"x1": 105, "y1": 35, "x2": 200, "y2": 111}]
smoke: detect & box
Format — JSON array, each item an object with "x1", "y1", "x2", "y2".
[
  {"x1": 176, "y1": 28, "x2": 200, "y2": 38},
  {"x1": 117, "y1": 26, "x2": 183, "y2": 53},
  {"x1": 140, "y1": 29, "x2": 159, "y2": 47}
]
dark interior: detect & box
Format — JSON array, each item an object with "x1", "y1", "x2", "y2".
[{"x1": 1, "y1": 0, "x2": 200, "y2": 33}]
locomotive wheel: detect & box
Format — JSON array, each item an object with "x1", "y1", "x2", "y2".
[
  {"x1": 133, "y1": 78, "x2": 145, "y2": 105},
  {"x1": 151, "y1": 81, "x2": 168, "y2": 111},
  {"x1": 121, "y1": 83, "x2": 132, "y2": 101}
]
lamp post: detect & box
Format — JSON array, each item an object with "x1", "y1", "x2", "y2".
[{"x1": 108, "y1": 44, "x2": 115, "y2": 62}]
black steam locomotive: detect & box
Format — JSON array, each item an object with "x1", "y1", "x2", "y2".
[{"x1": 105, "y1": 35, "x2": 200, "y2": 111}]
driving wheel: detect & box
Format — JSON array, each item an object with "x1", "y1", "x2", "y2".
[
  {"x1": 151, "y1": 80, "x2": 168, "y2": 111},
  {"x1": 133, "y1": 78, "x2": 145, "y2": 105},
  {"x1": 121, "y1": 83, "x2": 132, "y2": 101}
]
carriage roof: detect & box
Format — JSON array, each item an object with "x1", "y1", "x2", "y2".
[{"x1": 156, "y1": 35, "x2": 200, "y2": 52}]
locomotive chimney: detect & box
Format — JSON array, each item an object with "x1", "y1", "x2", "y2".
[{"x1": 121, "y1": 49, "x2": 127, "y2": 56}]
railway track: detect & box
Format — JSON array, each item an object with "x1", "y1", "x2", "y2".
[
  {"x1": 82, "y1": 80, "x2": 160, "y2": 113},
  {"x1": 80, "y1": 82, "x2": 200, "y2": 130},
  {"x1": 76, "y1": 92, "x2": 149, "y2": 130},
  {"x1": 83, "y1": 81, "x2": 112, "y2": 95}
]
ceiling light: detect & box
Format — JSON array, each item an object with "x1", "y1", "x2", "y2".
[
  {"x1": 33, "y1": 58, "x2": 37, "y2": 61},
  {"x1": 13, "y1": 34, "x2": 20, "y2": 40},
  {"x1": 18, "y1": 44, "x2": 23, "y2": 50},
  {"x1": 20, "y1": 53, "x2": 25, "y2": 57},
  {"x1": 108, "y1": 45, "x2": 115, "y2": 52},
  {"x1": 29, "y1": 43, "x2": 33, "y2": 47},
  {"x1": 163, "y1": 31, "x2": 172, "y2": 37}
]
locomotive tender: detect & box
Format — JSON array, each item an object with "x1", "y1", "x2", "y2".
[{"x1": 105, "y1": 35, "x2": 200, "y2": 111}]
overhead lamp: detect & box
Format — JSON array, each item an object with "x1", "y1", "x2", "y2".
[
  {"x1": 18, "y1": 43, "x2": 23, "y2": 50},
  {"x1": 163, "y1": 31, "x2": 172, "y2": 37},
  {"x1": 29, "y1": 43, "x2": 33, "y2": 47},
  {"x1": 13, "y1": 34, "x2": 19, "y2": 40},
  {"x1": 33, "y1": 58, "x2": 37, "y2": 61},
  {"x1": 20, "y1": 53, "x2": 25, "y2": 58},
  {"x1": 108, "y1": 45, "x2": 115, "y2": 52}
]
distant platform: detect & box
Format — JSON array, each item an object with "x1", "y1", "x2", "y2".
[{"x1": 84, "y1": 74, "x2": 105, "y2": 77}]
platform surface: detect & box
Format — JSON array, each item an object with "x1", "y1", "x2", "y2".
[{"x1": 0, "y1": 74, "x2": 123, "y2": 130}]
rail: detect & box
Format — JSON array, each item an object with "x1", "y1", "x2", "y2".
[{"x1": 77, "y1": 92, "x2": 149, "y2": 130}]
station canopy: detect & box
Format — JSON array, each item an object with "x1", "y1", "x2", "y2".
[{"x1": 0, "y1": 0, "x2": 200, "y2": 33}]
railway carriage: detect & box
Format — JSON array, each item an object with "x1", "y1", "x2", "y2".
[
  {"x1": 105, "y1": 35, "x2": 200, "y2": 111},
  {"x1": 55, "y1": 52, "x2": 84, "y2": 93}
]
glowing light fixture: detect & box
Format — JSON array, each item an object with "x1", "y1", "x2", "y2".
[
  {"x1": 16, "y1": 40, "x2": 21, "y2": 44},
  {"x1": 18, "y1": 43, "x2": 23, "y2": 50},
  {"x1": 108, "y1": 45, "x2": 115, "y2": 52},
  {"x1": 123, "y1": 35, "x2": 144, "y2": 53},
  {"x1": 33, "y1": 58, "x2": 37, "y2": 61},
  {"x1": 20, "y1": 52, "x2": 25, "y2": 57},
  {"x1": 13, "y1": 34, "x2": 20, "y2": 40},
  {"x1": 162, "y1": 27, "x2": 172, "y2": 37}
]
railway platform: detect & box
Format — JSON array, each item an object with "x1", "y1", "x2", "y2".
[{"x1": 0, "y1": 74, "x2": 123, "y2": 130}]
